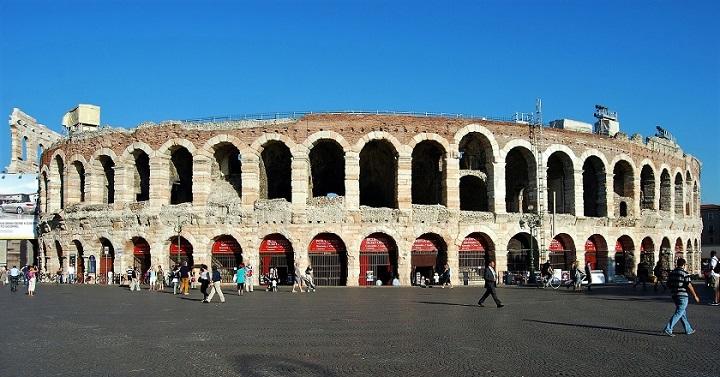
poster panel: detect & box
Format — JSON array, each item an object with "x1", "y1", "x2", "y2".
[{"x1": 0, "y1": 174, "x2": 38, "y2": 239}]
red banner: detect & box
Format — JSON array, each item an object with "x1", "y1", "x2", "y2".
[
  {"x1": 260, "y1": 236, "x2": 292, "y2": 253},
  {"x1": 170, "y1": 239, "x2": 193, "y2": 255},
  {"x1": 133, "y1": 241, "x2": 150, "y2": 255},
  {"x1": 411, "y1": 238, "x2": 439, "y2": 252},
  {"x1": 549, "y1": 239, "x2": 564, "y2": 252},
  {"x1": 309, "y1": 237, "x2": 345, "y2": 253},
  {"x1": 615, "y1": 241, "x2": 623, "y2": 252},
  {"x1": 212, "y1": 239, "x2": 241, "y2": 254},
  {"x1": 360, "y1": 235, "x2": 394, "y2": 252},
  {"x1": 460, "y1": 236, "x2": 486, "y2": 252},
  {"x1": 584, "y1": 239, "x2": 596, "y2": 252}
]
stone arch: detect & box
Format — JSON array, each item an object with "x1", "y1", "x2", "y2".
[
  {"x1": 259, "y1": 139, "x2": 292, "y2": 201},
  {"x1": 640, "y1": 163, "x2": 656, "y2": 210},
  {"x1": 201, "y1": 134, "x2": 245, "y2": 156},
  {"x1": 411, "y1": 232, "x2": 449, "y2": 284},
  {"x1": 302, "y1": 130, "x2": 351, "y2": 152},
  {"x1": 359, "y1": 231, "x2": 399, "y2": 285},
  {"x1": 163, "y1": 144, "x2": 194, "y2": 205},
  {"x1": 359, "y1": 138, "x2": 398, "y2": 208},
  {"x1": 411, "y1": 139, "x2": 447, "y2": 205},
  {"x1": 453, "y1": 124, "x2": 501, "y2": 161},
  {"x1": 659, "y1": 168, "x2": 672, "y2": 212},
  {"x1": 582, "y1": 155, "x2": 607, "y2": 217},
  {"x1": 249, "y1": 133, "x2": 297, "y2": 156},
  {"x1": 206, "y1": 138, "x2": 243, "y2": 200},
  {"x1": 67, "y1": 155, "x2": 88, "y2": 204},
  {"x1": 353, "y1": 131, "x2": 406, "y2": 155},
  {"x1": 307, "y1": 232, "x2": 348, "y2": 286},
  {"x1": 546, "y1": 149, "x2": 575, "y2": 214},
  {"x1": 585, "y1": 234, "x2": 609, "y2": 273},
  {"x1": 156, "y1": 138, "x2": 197, "y2": 156},
  {"x1": 504, "y1": 145, "x2": 537, "y2": 213},
  {"x1": 458, "y1": 131, "x2": 495, "y2": 211},
  {"x1": 51, "y1": 152, "x2": 66, "y2": 210},
  {"x1": 308, "y1": 138, "x2": 346, "y2": 198},
  {"x1": 90, "y1": 149, "x2": 118, "y2": 205},
  {"x1": 506, "y1": 232, "x2": 539, "y2": 273},
  {"x1": 549, "y1": 233, "x2": 577, "y2": 270},
  {"x1": 674, "y1": 172, "x2": 684, "y2": 217},
  {"x1": 615, "y1": 235, "x2": 636, "y2": 277},
  {"x1": 612, "y1": 158, "x2": 635, "y2": 217}
]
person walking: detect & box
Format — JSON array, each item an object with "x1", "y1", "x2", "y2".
[
  {"x1": 156, "y1": 266, "x2": 165, "y2": 291},
  {"x1": 67, "y1": 265, "x2": 76, "y2": 284},
  {"x1": 292, "y1": 262, "x2": 305, "y2": 293},
  {"x1": 9, "y1": 266, "x2": 20, "y2": 292},
  {"x1": 541, "y1": 259, "x2": 553, "y2": 288},
  {"x1": 477, "y1": 261, "x2": 503, "y2": 308},
  {"x1": 634, "y1": 259, "x2": 650, "y2": 290},
  {"x1": 179, "y1": 261, "x2": 190, "y2": 295},
  {"x1": 129, "y1": 267, "x2": 141, "y2": 292},
  {"x1": 235, "y1": 264, "x2": 246, "y2": 296},
  {"x1": 653, "y1": 260, "x2": 666, "y2": 292},
  {"x1": 304, "y1": 264, "x2": 316, "y2": 292},
  {"x1": 663, "y1": 258, "x2": 700, "y2": 336},
  {"x1": 199, "y1": 265, "x2": 211, "y2": 302},
  {"x1": 206, "y1": 266, "x2": 225, "y2": 303},
  {"x1": 148, "y1": 266, "x2": 157, "y2": 291},
  {"x1": 585, "y1": 262, "x2": 593, "y2": 292},
  {"x1": 441, "y1": 263, "x2": 453, "y2": 289},
  {"x1": 245, "y1": 263, "x2": 254, "y2": 292},
  {"x1": 171, "y1": 265, "x2": 180, "y2": 294},
  {"x1": 27, "y1": 266, "x2": 37, "y2": 297},
  {"x1": 709, "y1": 250, "x2": 719, "y2": 306},
  {"x1": 570, "y1": 261, "x2": 584, "y2": 292}
]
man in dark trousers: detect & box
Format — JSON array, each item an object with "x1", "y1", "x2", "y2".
[{"x1": 477, "y1": 261, "x2": 504, "y2": 308}]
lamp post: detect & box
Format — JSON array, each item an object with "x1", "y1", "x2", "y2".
[
  {"x1": 173, "y1": 215, "x2": 187, "y2": 269},
  {"x1": 519, "y1": 205, "x2": 542, "y2": 283}
]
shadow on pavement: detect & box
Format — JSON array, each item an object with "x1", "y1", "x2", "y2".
[
  {"x1": 415, "y1": 300, "x2": 478, "y2": 308},
  {"x1": 523, "y1": 319, "x2": 665, "y2": 337},
  {"x1": 180, "y1": 297, "x2": 203, "y2": 302},
  {"x1": 230, "y1": 354, "x2": 336, "y2": 377}
]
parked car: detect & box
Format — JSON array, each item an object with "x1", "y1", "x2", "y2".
[{"x1": 0, "y1": 201, "x2": 36, "y2": 214}]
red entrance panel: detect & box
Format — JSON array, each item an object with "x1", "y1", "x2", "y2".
[
  {"x1": 260, "y1": 235, "x2": 292, "y2": 276},
  {"x1": 360, "y1": 234, "x2": 394, "y2": 286},
  {"x1": 169, "y1": 240, "x2": 193, "y2": 255},
  {"x1": 460, "y1": 236, "x2": 486, "y2": 252},
  {"x1": 212, "y1": 238, "x2": 241, "y2": 254},
  {"x1": 360, "y1": 236, "x2": 392, "y2": 252},
  {"x1": 549, "y1": 239, "x2": 564, "y2": 253},
  {"x1": 309, "y1": 237, "x2": 344, "y2": 254},
  {"x1": 134, "y1": 241, "x2": 150, "y2": 255},
  {"x1": 411, "y1": 238, "x2": 440, "y2": 267},
  {"x1": 584, "y1": 240, "x2": 597, "y2": 269}
]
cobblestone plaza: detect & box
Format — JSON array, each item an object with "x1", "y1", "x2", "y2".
[{"x1": 1, "y1": 284, "x2": 717, "y2": 377}]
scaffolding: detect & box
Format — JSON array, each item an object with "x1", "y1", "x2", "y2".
[{"x1": 529, "y1": 99, "x2": 547, "y2": 264}]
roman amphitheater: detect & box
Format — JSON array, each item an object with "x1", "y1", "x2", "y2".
[{"x1": 14, "y1": 107, "x2": 702, "y2": 286}]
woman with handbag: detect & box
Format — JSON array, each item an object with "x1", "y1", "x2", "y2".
[{"x1": 199, "y1": 265, "x2": 211, "y2": 302}]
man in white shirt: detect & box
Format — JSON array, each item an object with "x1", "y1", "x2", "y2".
[
  {"x1": 67, "y1": 265, "x2": 76, "y2": 284},
  {"x1": 709, "y1": 251, "x2": 719, "y2": 306},
  {"x1": 9, "y1": 266, "x2": 20, "y2": 292}
]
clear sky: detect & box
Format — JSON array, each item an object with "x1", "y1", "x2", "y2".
[{"x1": 1, "y1": 0, "x2": 718, "y2": 202}]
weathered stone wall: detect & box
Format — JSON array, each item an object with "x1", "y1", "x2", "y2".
[{"x1": 37, "y1": 114, "x2": 703, "y2": 284}]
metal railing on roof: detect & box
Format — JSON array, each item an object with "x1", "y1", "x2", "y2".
[{"x1": 181, "y1": 110, "x2": 537, "y2": 124}]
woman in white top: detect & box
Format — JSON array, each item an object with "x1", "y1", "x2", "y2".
[
  {"x1": 292, "y1": 262, "x2": 305, "y2": 293},
  {"x1": 148, "y1": 266, "x2": 157, "y2": 291}
]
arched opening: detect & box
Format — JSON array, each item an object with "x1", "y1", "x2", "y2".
[
  {"x1": 549, "y1": 233, "x2": 576, "y2": 271},
  {"x1": 69, "y1": 161, "x2": 86, "y2": 203},
  {"x1": 505, "y1": 147, "x2": 536, "y2": 213},
  {"x1": 360, "y1": 140, "x2": 398, "y2": 208},
  {"x1": 640, "y1": 237, "x2": 656, "y2": 266},
  {"x1": 41, "y1": 173, "x2": 49, "y2": 213},
  {"x1": 21, "y1": 136, "x2": 28, "y2": 161},
  {"x1": 582, "y1": 156, "x2": 607, "y2": 217},
  {"x1": 132, "y1": 237, "x2": 151, "y2": 280},
  {"x1": 132, "y1": 150, "x2": 150, "y2": 202},
  {"x1": 211, "y1": 143, "x2": 242, "y2": 199},
  {"x1": 614, "y1": 235, "x2": 635, "y2": 277},
  {"x1": 169, "y1": 236, "x2": 193, "y2": 267},
  {"x1": 546, "y1": 152, "x2": 574, "y2": 214},
  {"x1": 308, "y1": 233, "x2": 348, "y2": 286},
  {"x1": 72, "y1": 240, "x2": 85, "y2": 283},
  {"x1": 619, "y1": 202, "x2": 628, "y2": 217},
  {"x1": 685, "y1": 171, "x2": 692, "y2": 216},
  {"x1": 459, "y1": 176, "x2": 489, "y2": 211},
  {"x1": 674, "y1": 237, "x2": 684, "y2": 262},
  {"x1": 169, "y1": 146, "x2": 193, "y2": 204},
  {"x1": 99, "y1": 238, "x2": 115, "y2": 283},
  {"x1": 260, "y1": 141, "x2": 291, "y2": 201},
  {"x1": 693, "y1": 182, "x2": 699, "y2": 217},
  {"x1": 459, "y1": 132, "x2": 493, "y2": 211},
  {"x1": 411, "y1": 141, "x2": 446, "y2": 205},
  {"x1": 659, "y1": 169, "x2": 671, "y2": 212},
  {"x1": 98, "y1": 156, "x2": 115, "y2": 204},
  {"x1": 640, "y1": 165, "x2": 655, "y2": 210},
  {"x1": 309, "y1": 140, "x2": 345, "y2": 198},
  {"x1": 459, "y1": 232, "x2": 495, "y2": 283},
  {"x1": 686, "y1": 239, "x2": 694, "y2": 270},
  {"x1": 411, "y1": 233, "x2": 447, "y2": 285},
  {"x1": 211, "y1": 235, "x2": 242, "y2": 282},
  {"x1": 37, "y1": 144, "x2": 44, "y2": 164},
  {"x1": 585, "y1": 235, "x2": 608, "y2": 276},
  {"x1": 612, "y1": 160, "x2": 633, "y2": 217},
  {"x1": 359, "y1": 233, "x2": 398, "y2": 286},
  {"x1": 259, "y1": 234, "x2": 294, "y2": 285},
  {"x1": 507, "y1": 232, "x2": 539, "y2": 273},
  {"x1": 54, "y1": 155, "x2": 65, "y2": 210},
  {"x1": 674, "y1": 173, "x2": 684, "y2": 217}
]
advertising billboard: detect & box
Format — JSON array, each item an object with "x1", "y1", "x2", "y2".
[{"x1": 0, "y1": 174, "x2": 38, "y2": 239}]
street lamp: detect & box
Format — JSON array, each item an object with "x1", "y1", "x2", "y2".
[
  {"x1": 173, "y1": 215, "x2": 188, "y2": 269},
  {"x1": 519, "y1": 205, "x2": 542, "y2": 283}
]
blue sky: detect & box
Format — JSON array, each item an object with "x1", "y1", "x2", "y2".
[{"x1": 1, "y1": 0, "x2": 718, "y2": 202}]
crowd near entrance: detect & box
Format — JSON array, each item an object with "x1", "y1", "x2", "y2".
[
  {"x1": 359, "y1": 233, "x2": 398, "y2": 286},
  {"x1": 259, "y1": 234, "x2": 294, "y2": 285},
  {"x1": 132, "y1": 238, "x2": 151, "y2": 278},
  {"x1": 308, "y1": 233, "x2": 347, "y2": 286}
]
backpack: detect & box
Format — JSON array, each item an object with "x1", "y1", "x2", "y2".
[{"x1": 714, "y1": 260, "x2": 720, "y2": 274}]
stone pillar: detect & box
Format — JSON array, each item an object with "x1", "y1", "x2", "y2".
[
  {"x1": 445, "y1": 151, "x2": 460, "y2": 210},
  {"x1": 192, "y1": 155, "x2": 212, "y2": 208},
  {"x1": 345, "y1": 152, "x2": 360, "y2": 210},
  {"x1": 495, "y1": 249, "x2": 508, "y2": 285},
  {"x1": 114, "y1": 164, "x2": 129, "y2": 204},
  {"x1": 241, "y1": 154, "x2": 259, "y2": 211},
  {"x1": 397, "y1": 240, "x2": 411, "y2": 286},
  {"x1": 574, "y1": 169, "x2": 584, "y2": 217},
  {"x1": 605, "y1": 174, "x2": 615, "y2": 217},
  {"x1": 633, "y1": 175, "x2": 641, "y2": 218},
  {"x1": 346, "y1": 249, "x2": 359, "y2": 287},
  {"x1": 397, "y1": 153, "x2": 412, "y2": 210},
  {"x1": 149, "y1": 156, "x2": 169, "y2": 208},
  {"x1": 493, "y1": 160, "x2": 506, "y2": 214},
  {"x1": 291, "y1": 155, "x2": 309, "y2": 212},
  {"x1": 447, "y1": 242, "x2": 460, "y2": 286}
]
